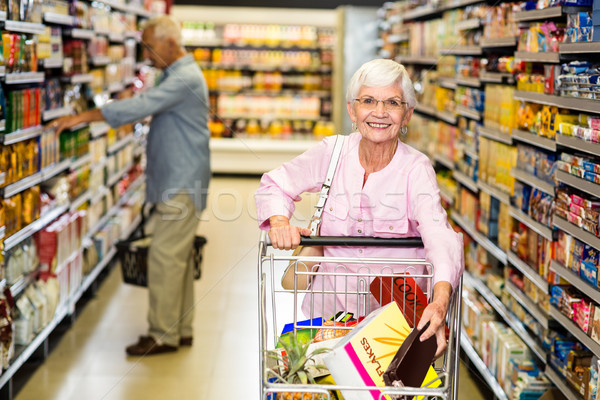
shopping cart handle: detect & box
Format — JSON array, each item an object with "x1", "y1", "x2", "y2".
[{"x1": 298, "y1": 236, "x2": 424, "y2": 247}]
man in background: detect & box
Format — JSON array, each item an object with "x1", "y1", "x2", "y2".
[{"x1": 54, "y1": 15, "x2": 211, "y2": 356}]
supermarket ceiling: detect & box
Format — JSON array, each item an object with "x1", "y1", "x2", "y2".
[{"x1": 175, "y1": 0, "x2": 382, "y2": 8}]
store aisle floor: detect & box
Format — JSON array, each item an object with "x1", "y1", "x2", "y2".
[{"x1": 15, "y1": 176, "x2": 489, "y2": 400}]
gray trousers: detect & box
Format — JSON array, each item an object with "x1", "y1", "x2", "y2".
[{"x1": 147, "y1": 192, "x2": 198, "y2": 346}]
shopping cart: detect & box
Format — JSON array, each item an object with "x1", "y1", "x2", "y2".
[{"x1": 258, "y1": 232, "x2": 463, "y2": 400}]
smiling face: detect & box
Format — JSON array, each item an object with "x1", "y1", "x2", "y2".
[{"x1": 347, "y1": 82, "x2": 414, "y2": 146}]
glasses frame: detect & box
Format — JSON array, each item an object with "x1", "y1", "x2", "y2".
[{"x1": 353, "y1": 97, "x2": 409, "y2": 111}]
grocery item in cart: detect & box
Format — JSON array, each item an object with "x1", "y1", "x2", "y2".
[{"x1": 323, "y1": 301, "x2": 440, "y2": 400}]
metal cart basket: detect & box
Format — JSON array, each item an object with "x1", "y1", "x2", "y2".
[{"x1": 258, "y1": 232, "x2": 463, "y2": 400}]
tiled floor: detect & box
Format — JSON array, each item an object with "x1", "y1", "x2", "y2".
[{"x1": 15, "y1": 176, "x2": 488, "y2": 400}]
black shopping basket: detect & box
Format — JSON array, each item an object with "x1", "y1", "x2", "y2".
[{"x1": 116, "y1": 207, "x2": 207, "y2": 287}]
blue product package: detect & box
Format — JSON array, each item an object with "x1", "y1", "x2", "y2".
[
  {"x1": 580, "y1": 259, "x2": 598, "y2": 287},
  {"x1": 280, "y1": 317, "x2": 324, "y2": 335}
]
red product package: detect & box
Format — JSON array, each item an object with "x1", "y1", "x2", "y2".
[{"x1": 369, "y1": 273, "x2": 428, "y2": 328}]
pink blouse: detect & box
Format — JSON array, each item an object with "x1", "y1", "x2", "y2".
[{"x1": 255, "y1": 132, "x2": 464, "y2": 320}]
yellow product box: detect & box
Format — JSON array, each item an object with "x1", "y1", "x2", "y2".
[{"x1": 323, "y1": 302, "x2": 440, "y2": 400}]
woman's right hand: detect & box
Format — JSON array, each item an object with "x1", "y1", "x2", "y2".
[{"x1": 268, "y1": 215, "x2": 312, "y2": 250}]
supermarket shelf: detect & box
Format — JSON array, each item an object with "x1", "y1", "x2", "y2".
[
  {"x1": 107, "y1": 134, "x2": 134, "y2": 154},
  {"x1": 550, "y1": 305, "x2": 600, "y2": 358},
  {"x1": 42, "y1": 159, "x2": 71, "y2": 181},
  {"x1": 456, "y1": 18, "x2": 481, "y2": 31},
  {"x1": 507, "y1": 251, "x2": 549, "y2": 293},
  {"x1": 438, "y1": 77, "x2": 457, "y2": 90},
  {"x1": 395, "y1": 55, "x2": 438, "y2": 65},
  {"x1": 387, "y1": 33, "x2": 409, "y2": 43},
  {"x1": 0, "y1": 304, "x2": 69, "y2": 393},
  {"x1": 69, "y1": 28, "x2": 95, "y2": 40},
  {"x1": 455, "y1": 105, "x2": 481, "y2": 121},
  {"x1": 439, "y1": 185, "x2": 455, "y2": 205},
  {"x1": 559, "y1": 42, "x2": 600, "y2": 54},
  {"x1": 414, "y1": 103, "x2": 438, "y2": 119},
  {"x1": 91, "y1": 56, "x2": 111, "y2": 67},
  {"x1": 455, "y1": 76, "x2": 481, "y2": 87},
  {"x1": 89, "y1": 186, "x2": 109, "y2": 206},
  {"x1": 42, "y1": 57, "x2": 64, "y2": 69},
  {"x1": 433, "y1": 154, "x2": 454, "y2": 169},
  {"x1": 437, "y1": 110, "x2": 457, "y2": 125},
  {"x1": 68, "y1": 73, "x2": 94, "y2": 84},
  {"x1": 480, "y1": 37, "x2": 517, "y2": 48},
  {"x1": 478, "y1": 181, "x2": 510, "y2": 205},
  {"x1": 556, "y1": 134, "x2": 600, "y2": 157},
  {"x1": 0, "y1": 172, "x2": 4, "y2": 187},
  {"x1": 90, "y1": 122, "x2": 111, "y2": 138},
  {"x1": 440, "y1": 45, "x2": 482, "y2": 56},
  {"x1": 3, "y1": 204, "x2": 69, "y2": 252},
  {"x1": 70, "y1": 190, "x2": 92, "y2": 212},
  {"x1": 108, "y1": 32, "x2": 125, "y2": 43},
  {"x1": 477, "y1": 126, "x2": 512, "y2": 145},
  {"x1": 514, "y1": 6, "x2": 588, "y2": 22},
  {"x1": 480, "y1": 71, "x2": 515, "y2": 84},
  {"x1": 464, "y1": 271, "x2": 546, "y2": 362},
  {"x1": 107, "y1": 163, "x2": 133, "y2": 187},
  {"x1": 2, "y1": 172, "x2": 42, "y2": 199},
  {"x1": 556, "y1": 169, "x2": 600, "y2": 198},
  {"x1": 514, "y1": 51, "x2": 560, "y2": 63},
  {"x1": 4, "y1": 20, "x2": 46, "y2": 34},
  {"x1": 5, "y1": 72, "x2": 45, "y2": 85},
  {"x1": 550, "y1": 260, "x2": 600, "y2": 306},
  {"x1": 463, "y1": 144, "x2": 478, "y2": 160},
  {"x1": 544, "y1": 366, "x2": 581, "y2": 400},
  {"x1": 509, "y1": 206, "x2": 553, "y2": 240},
  {"x1": 452, "y1": 213, "x2": 508, "y2": 264},
  {"x1": 514, "y1": 90, "x2": 600, "y2": 114},
  {"x1": 459, "y1": 335, "x2": 508, "y2": 400},
  {"x1": 219, "y1": 113, "x2": 321, "y2": 121},
  {"x1": 511, "y1": 129, "x2": 556, "y2": 151},
  {"x1": 505, "y1": 280, "x2": 551, "y2": 329},
  {"x1": 453, "y1": 170, "x2": 479, "y2": 193},
  {"x1": 1, "y1": 125, "x2": 43, "y2": 145},
  {"x1": 43, "y1": 12, "x2": 75, "y2": 26},
  {"x1": 402, "y1": 0, "x2": 484, "y2": 21},
  {"x1": 0, "y1": 225, "x2": 4, "y2": 240},
  {"x1": 43, "y1": 106, "x2": 73, "y2": 121},
  {"x1": 70, "y1": 154, "x2": 92, "y2": 171},
  {"x1": 554, "y1": 215, "x2": 600, "y2": 252},
  {"x1": 510, "y1": 168, "x2": 555, "y2": 196}
]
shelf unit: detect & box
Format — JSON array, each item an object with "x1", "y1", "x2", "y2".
[
  {"x1": 477, "y1": 126, "x2": 512, "y2": 145},
  {"x1": 556, "y1": 134, "x2": 600, "y2": 157},
  {"x1": 510, "y1": 168, "x2": 555, "y2": 196},
  {"x1": 556, "y1": 170, "x2": 600, "y2": 199},
  {"x1": 511, "y1": 129, "x2": 556, "y2": 152},
  {"x1": 452, "y1": 213, "x2": 508, "y2": 264},
  {"x1": 42, "y1": 106, "x2": 73, "y2": 122},
  {"x1": 550, "y1": 260, "x2": 600, "y2": 305},
  {"x1": 479, "y1": 37, "x2": 517, "y2": 48},
  {"x1": 505, "y1": 280, "x2": 551, "y2": 329},
  {"x1": 395, "y1": 55, "x2": 439, "y2": 65},
  {"x1": 507, "y1": 251, "x2": 549, "y2": 293},
  {"x1": 559, "y1": 42, "x2": 600, "y2": 54},
  {"x1": 456, "y1": 18, "x2": 481, "y2": 31},
  {"x1": 550, "y1": 306, "x2": 600, "y2": 358},
  {"x1": 453, "y1": 170, "x2": 479, "y2": 193},
  {"x1": 554, "y1": 216, "x2": 600, "y2": 252},
  {"x1": 433, "y1": 154, "x2": 454, "y2": 170},
  {"x1": 514, "y1": 90, "x2": 600, "y2": 114},
  {"x1": 514, "y1": 6, "x2": 588, "y2": 22},
  {"x1": 455, "y1": 76, "x2": 482, "y2": 87},
  {"x1": 464, "y1": 272, "x2": 546, "y2": 362},
  {"x1": 440, "y1": 45, "x2": 482, "y2": 56},
  {"x1": 544, "y1": 366, "x2": 582, "y2": 400},
  {"x1": 508, "y1": 206, "x2": 553, "y2": 241},
  {"x1": 455, "y1": 105, "x2": 482, "y2": 121},
  {"x1": 480, "y1": 71, "x2": 515, "y2": 84},
  {"x1": 478, "y1": 181, "x2": 510, "y2": 205},
  {"x1": 460, "y1": 335, "x2": 509, "y2": 400},
  {"x1": 1, "y1": 126, "x2": 43, "y2": 145}
]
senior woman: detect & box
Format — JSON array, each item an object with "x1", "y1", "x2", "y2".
[{"x1": 255, "y1": 59, "x2": 463, "y2": 356}]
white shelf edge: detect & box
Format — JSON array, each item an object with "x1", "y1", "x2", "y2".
[
  {"x1": 69, "y1": 73, "x2": 94, "y2": 84},
  {"x1": 556, "y1": 170, "x2": 600, "y2": 199},
  {"x1": 508, "y1": 206, "x2": 554, "y2": 241},
  {"x1": 550, "y1": 260, "x2": 600, "y2": 306},
  {"x1": 477, "y1": 126, "x2": 513, "y2": 145},
  {"x1": 5, "y1": 72, "x2": 45, "y2": 85},
  {"x1": 478, "y1": 181, "x2": 510, "y2": 206},
  {"x1": 69, "y1": 28, "x2": 95, "y2": 40},
  {"x1": 550, "y1": 305, "x2": 600, "y2": 359},
  {"x1": 505, "y1": 280, "x2": 550, "y2": 329},
  {"x1": 510, "y1": 168, "x2": 555, "y2": 196},
  {"x1": 433, "y1": 154, "x2": 454, "y2": 169},
  {"x1": 455, "y1": 76, "x2": 481, "y2": 87},
  {"x1": 2, "y1": 125, "x2": 43, "y2": 145},
  {"x1": 452, "y1": 170, "x2": 479, "y2": 193},
  {"x1": 43, "y1": 106, "x2": 73, "y2": 121},
  {"x1": 507, "y1": 250, "x2": 549, "y2": 293},
  {"x1": 455, "y1": 105, "x2": 481, "y2": 121},
  {"x1": 452, "y1": 214, "x2": 507, "y2": 264},
  {"x1": 42, "y1": 57, "x2": 64, "y2": 69},
  {"x1": 107, "y1": 135, "x2": 134, "y2": 154},
  {"x1": 459, "y1": 335, "x2": 509, "y2": 400},
  {"x1": 511, "y1": 129, "x2": 556, "y2": 152},
  {"x1": 463, "y1": 271, "x2": 546, "y2": 362},
  {"x1": 70, "y1": 190, "x2": 92, "y2": 211},
  {"x1": 556, "y1": 134, "x2": 600, "y2": 157},
  {"x1": 4, "y1": 20, "x2": 46, "y2": 34},
  {"x1": 2, "y1": 172, "x2": 42, "y2": 199},
  {"x1": 70, "y1": 154, "x2": 92, "y2": 171},
  {"x1": 3, "y1": 204, "x2": 69, "y2": 252}
]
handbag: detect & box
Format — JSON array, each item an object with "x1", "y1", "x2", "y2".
[{"x1": 280, "y1": 134, "x2": 346, "y2": 290}]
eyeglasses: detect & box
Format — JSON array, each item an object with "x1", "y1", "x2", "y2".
[{"x1": 354, "y1": 97, "x2": 408, "y2": 111}]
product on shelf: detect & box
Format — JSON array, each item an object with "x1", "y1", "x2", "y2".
[
  {"x1": 483, "y1": 3, "x2": 519, "y2": 40},
  {"x1": 557, "y1": 61, "x2": 600, "y2": 101},
  {"x1": 483, "y1": 84, "x2": 520, "y2": 133},
  {"x1": 36, "y1": 27, "x2": 63, "y2": 61},
  {"x1": 510, "y1": 223, "x2": 556, "y2": 282}
]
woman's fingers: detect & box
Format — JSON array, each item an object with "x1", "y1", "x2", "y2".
[{"x1": 269, "y1": 225, "x2": 303, "y2": 250}]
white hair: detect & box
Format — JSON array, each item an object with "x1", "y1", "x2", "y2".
[
  {"x1": 346, "y1": 59, "x2": 416, "y2": 108},
  {"x1": 143, "y1": 16, "x2": 183, "y2": 47}
]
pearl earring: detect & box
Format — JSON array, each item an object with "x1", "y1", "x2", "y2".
[{"x1": 352, "y1": 122, "x2": 357, "y2": 131}]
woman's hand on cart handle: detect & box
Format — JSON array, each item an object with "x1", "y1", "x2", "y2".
[
  {"x1": 268, "y1": 215, "x2": 312, "y2": 250},
  {"x1": 417, "y1": 281, "x2": 453, "y2": 358}
]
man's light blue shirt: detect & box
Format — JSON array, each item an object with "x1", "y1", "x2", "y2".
[{"x1": 101, "y1": 54, "x2": 210, "y2": 211}]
